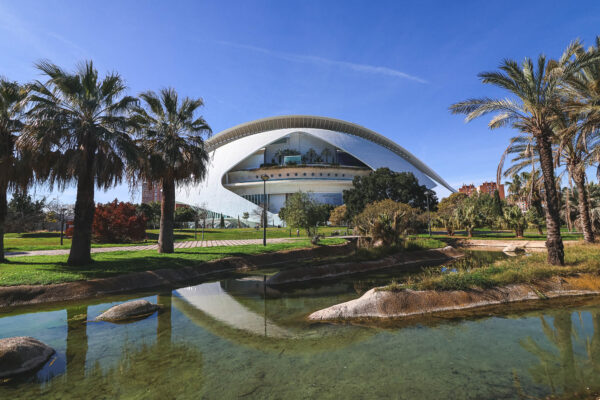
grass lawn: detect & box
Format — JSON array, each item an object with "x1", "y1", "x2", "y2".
[
  {"x1": 419, "y1": 227, "x2": 583, "y2": 241},
  {"x1": 0, "y1": 238, "x2": 346, "y2": 287},
  {"x1": 4, "y1": 226, "x2": 351, "y2": 252},
  {"x1": 383, "y1": 243, "x2": 600, "y2": 292}
]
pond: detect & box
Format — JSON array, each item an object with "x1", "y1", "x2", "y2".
[{"x1": 1, "y1": 251, "x2": 599, "y2": 399}]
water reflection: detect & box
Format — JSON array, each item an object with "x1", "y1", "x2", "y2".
[{"x1": 518, "y1": 311, "x2": 600, "y2": 398}]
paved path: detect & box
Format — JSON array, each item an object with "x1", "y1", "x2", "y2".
[{"x1": 5, "y1": 238, "x2": 297, "y2": 258}]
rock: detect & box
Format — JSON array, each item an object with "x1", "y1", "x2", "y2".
[
  {"x1": 503, "y1": 244, "x2": 525, "y2": 253},
  {"x1": 96, "y1": 299, "x2": 160, "y2": 322},
  {"x1": 0, "y1": 336, "x2": 55, "y2": 378}
]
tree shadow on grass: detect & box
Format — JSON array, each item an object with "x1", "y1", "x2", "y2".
[{"x1": 16, "y1": 232, "x2": 61, "y2": 239}]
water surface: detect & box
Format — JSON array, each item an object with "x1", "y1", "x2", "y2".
[{"x1": 1, "y1": 251, "x2": 599, "y2": 399}]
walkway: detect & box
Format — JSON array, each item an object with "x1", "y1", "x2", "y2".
[{"x1": 5, "y1": 238, "x2": 297, "y2": 258}]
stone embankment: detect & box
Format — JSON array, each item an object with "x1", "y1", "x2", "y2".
[
  {"x1": 308, "y1": 274, "x2": 600, "y2": 321},
  {"x1": 267, "y1": 246, "x2": 463, "y2": 286},
  {"x1": 0, "y1": 242, "x2": 354, "y2": 309}
]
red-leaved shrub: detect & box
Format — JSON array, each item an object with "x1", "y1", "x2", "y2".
[{"x1": 91, "y1": 200, "x2": 147, "y2": 243}]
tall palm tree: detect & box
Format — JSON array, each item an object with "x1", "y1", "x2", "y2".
[
  {"x1": 450, "y1": 43, "x2": 599, "y2": 265},
  {"x1": 554, "y1": 117, "x2": 599, "y2": 242},
  {"x1": 0, "y1": 79, "x2": 31, "y2": 261},
  {"x1": 131, "y1": 88, "x2": 211, "y2": 253},
  {"x1": 20, "y1": 61, "x2": 138, "y2": 265}
]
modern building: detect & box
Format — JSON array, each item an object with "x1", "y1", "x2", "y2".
[{"x1": 176, "y1": 115, "x2": 455, "y2": 225}]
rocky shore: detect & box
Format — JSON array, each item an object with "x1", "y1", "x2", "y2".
[{"x1": 308, "y1": 274, "x2": 600, "y2": 321}]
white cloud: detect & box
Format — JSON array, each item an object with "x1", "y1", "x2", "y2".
[{"x1": 213, "y1": 40, "x2": 427, "y2": 84}]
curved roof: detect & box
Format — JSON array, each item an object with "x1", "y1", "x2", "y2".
[{"x1": 206, "y1": 115, "x2": 455, "y2": 192}]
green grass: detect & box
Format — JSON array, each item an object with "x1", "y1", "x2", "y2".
[
  {"x1": 419, "y1": 227, "x2": 583, "y2": 241},
  {"x1": 0, "y1": 238, "x2": 345, "y2": 287},
  {"x1": 4, "y1": 226, "x2": 350, "y2": 252},
  {"x1": 380, "y1": 243, "x2": 600, "y2": 292}
]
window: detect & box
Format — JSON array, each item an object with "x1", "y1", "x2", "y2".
[
  {"x1": 287, "y1": 173, "x2": 289, "y2": 177},
  {"x1": 295, "y1": 173, "x2": 298, "y2": 176},
  {"x1": 335, "y1": 173, "x2": 338, "y2": 177},
  {"x1": 327, "y1": 173, "x2": 330, "y2": 176},
  {"x1": 278, "y1": 174, "x2": 281, "y2": 177},
  {"x1": 303, "y1": 173, "x2": 306, "y2": 176},
  {"x1": 342, "y1": 174, "x2": 345, "y2": 177},
  {"x1": 255, "y1": 175, "x2": 258, "y2": 179},
  {"x1": 320, "y1": 173, "x2": 323, "y2": 176},
  {"x1": 311, "y1": 173, "x2": 315, "y2": 176}
]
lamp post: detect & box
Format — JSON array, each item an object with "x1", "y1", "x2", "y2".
[
  {"x1": 261, "y1": 174, "x2": 270, "y2": 246},
  {"x1": 426, "y1": 192, "x2": 431, "y2": 237},
  {"x1": 60, "y1": 208, "x2": 67, "y2": 246}
]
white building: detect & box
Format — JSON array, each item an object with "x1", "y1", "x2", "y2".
[{"x1": 176, "y1": 115, "x2": 454, "y2": 225}]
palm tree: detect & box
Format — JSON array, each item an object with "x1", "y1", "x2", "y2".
[
  {"x1": 0, "y1": 79, "x2": 31, "y2": 261},
  {"x1": 321, "y1": 147, "x2": 332, "y2": 164},
  {"x1": 449, "y1": 43, "x2": 599, "y2": 265},
  {"x1": 21, "y1": 61, "x2": 138, "y2": 265},
  {"x1": 554, "y1": 117, "x2": 598, "y2": 242},
  {"x1": 131, "y1": 88, "x2": 211, "y2": 253}
]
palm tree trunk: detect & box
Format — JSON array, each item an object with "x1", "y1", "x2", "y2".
[
  {"x1": 567, "y1": 176, "x2": 574, "y2": 232},
  {"x1": 536, "y1": 134, "x2": 565, "y2": 265},
  {"x1": 66, "y1": 306, "x2": 88, "y2": 384},
  {"x1": 0, "y1": 182, "x2": 6, "y2": 262},
  {"x1": 573, "y1": 168, "x2": 595, "y2": 243},
  {"x1": 68, "y1": 166, "x2": 95, "y2": 266},
  {"x1": 159, "y1": 178, "x2": 175, "y2": 253}
]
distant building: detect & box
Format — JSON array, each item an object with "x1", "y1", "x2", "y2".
[
  {"x1": 458, "y1": 181, "x2": 505, "y2": 199},
  {"x1": 458, "y1": 184, "x2": 477, "y2": 196},
  {"x1": 141, "y1": 181, "x2": 162, "y2": 204},
  {"x1": 479, "y1": 181, "x2": 505, "y2": 199}
]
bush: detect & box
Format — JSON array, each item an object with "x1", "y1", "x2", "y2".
[
  {"x1": 90, "y1": 200, "x2": 147, "y2": 243},
  {"x1": 354, "y1": 199, "x2": 421, "y2": 247}
]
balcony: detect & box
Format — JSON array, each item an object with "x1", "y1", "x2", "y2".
[{"x1": 224, "y1": 165, "x2": 371, "y2": 185}]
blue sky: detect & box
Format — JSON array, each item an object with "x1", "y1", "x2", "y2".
[{"x1": 1, "y1": 0, "x2": 599, "y2": 204}]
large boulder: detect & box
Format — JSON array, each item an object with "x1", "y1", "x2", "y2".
[
  {"x1": 0, "y1": 336, "x2": 55, "y2": 378},
  {"x1": 96, "y1": 299, "x2": 160, "y2": 322}
]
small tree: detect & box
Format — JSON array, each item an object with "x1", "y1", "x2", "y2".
[
  {"x1": 279, "y1": 192, "x2": 322, "y2": 236},
  {"x1": 526, "y1": 207, "x2": 545, "y2": 235},
  {"x1": 5, "y1": 192, "x2": 46, "y2": 233},
  {"x1": 329, "y1": 204, "x2": 348, "y2": 226},
  {"x1": 502, "y1": 205, "x2": 528, "y2": 238},
  {"x1": 436, "y1": 193, "x2": 467, "y2": 236},
  {"x1": 452, "y1": 198, "x2": 482, "y2": 238},
  {"x1": 219, "y1": 214, "x2": 225, "y2": 228},
  {"x1": 89, "y1": 200, "x2": 147, "y2": 243},
  {"x1": 354, "y1": 199, "x2": 420, "y2": 247}
]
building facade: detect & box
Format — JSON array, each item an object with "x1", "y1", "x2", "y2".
[
  {"x1": 458, "y1": 182, "x2": 505, "y2": 199},
  {"x1": 176, "y1": 115, "x2": 455, "y2": 225},
  {"x1": 141, "y1": 181, "x2": 162, "y2": 204}
]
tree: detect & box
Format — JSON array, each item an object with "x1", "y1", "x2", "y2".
[
  {"x1": 90, "y1": 200, "x2": 146, "y2": 243},
  {"x1": 353, "y1": 199, "x2": 420, "y2": 247},
  {"x1": 492, "y1": 190, "x2": 504, "y2": 219},
  {"x1": 22, "y1": 61, "x2": 138, "y2": 265},
  {"x1": 219, "y1": 214, "x2": 225, "y2": 228},
  {"x1": 0, "y1": 79, "x2": 31, "y2": 260},
  {"x1": 343, "y1": 168, "x2": 438, "y2": 218},
  {"x1": 320, "y1": 147, "x2": 332, "y2": 164},
  {"x1": 502, "y1": 205, "x2": 528, "y2": 238},
  {"x1": 174, "y1": 206, "x2": 198, "y2": 227},
  {"x1": 4, "y1": 191, "x2": 46, "y2": 233},
  {"x1": 436, "y1": 192, "x2": 467, "y2": 236},
  {"x1": 279, "y1": 192, "x2": 323, "y2": 236},
  {"x1": 452, "y1": 197, "x2": 483, "y2": 238},
  {"x1": 329, "y1": 204, "x2": 348, "y2": 226},
  {"x1": 131, "y1": 88, "x2": 211, "y2": 253},
  {"x1": 526, "y1": 207, "x2": 545, "y2": 235},
  {"x1": 137, "y1": 202, "x2": 161, "y2": 229},
  {"x1": 449, "y1": 43, "x2": 599, "y2": 264}
]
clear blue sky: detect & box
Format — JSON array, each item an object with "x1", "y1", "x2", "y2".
[{"x1": 1, "y1": 0, "x2": 599, "y2": 204}]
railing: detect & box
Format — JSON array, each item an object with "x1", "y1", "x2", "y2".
[{"x1": 225, "y1": 165, "x2": 371, "y2": 185}]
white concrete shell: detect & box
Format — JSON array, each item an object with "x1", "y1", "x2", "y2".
[{"x1": 176, "y1": 115, "x2": 454, "y2": 225}]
